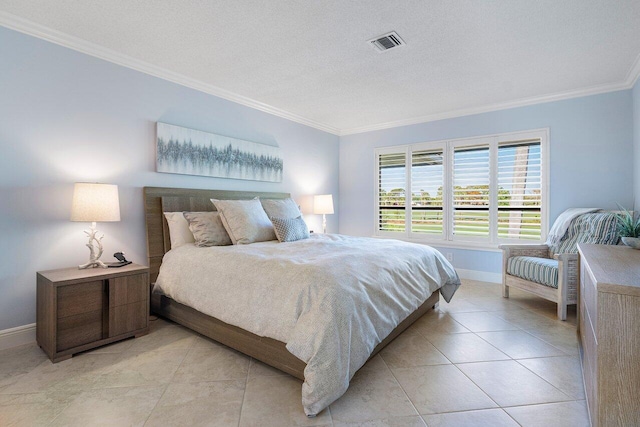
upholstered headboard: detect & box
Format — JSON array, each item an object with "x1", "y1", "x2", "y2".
[{"x1": 143, "y1": 186, "x2": 290, "y2": 283}]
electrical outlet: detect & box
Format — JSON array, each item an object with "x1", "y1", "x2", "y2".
[{"x1": 445, "y1": 252, "x2": 453, "y2": 262}]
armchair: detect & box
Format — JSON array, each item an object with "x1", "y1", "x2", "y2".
[{"x1": 500, "y1": 212, "x2": 619, "y2": 320}]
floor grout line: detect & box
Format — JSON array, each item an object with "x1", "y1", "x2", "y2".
[
  {"x1": 45, "y1": 392, "x2": 82, "y2": 427},
  {"x1": 471, "y1": 329, "x2": 568, "y2": 359},
  {"x1": 236, "y1": 357, "x2": 252, "y2": 427},
  {"x1": 140, "y1": 383, "x2": 170, "y2": 427},
  {"x1": 378, "y1": 355, "x2": 424, "y2": 421},
  {"x1": 141, "y1": 341, "x2": 192, "y2": 426}
]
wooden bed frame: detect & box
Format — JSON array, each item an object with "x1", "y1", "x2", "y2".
[{"x1": 143, "y1": 186, "x2": 439, "y2": 380}]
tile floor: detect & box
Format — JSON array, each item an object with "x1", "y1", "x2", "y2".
[{"x1": 0, "y1": 279, "x2": 590, "y2": 426}]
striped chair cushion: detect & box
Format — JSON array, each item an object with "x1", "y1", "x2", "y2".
[
  {"x1": 507, "y1": 256, "x2": 559, "y2": 289},
  {"x1": 551, "y1": 212, "x2": 619, "y2": 255}
]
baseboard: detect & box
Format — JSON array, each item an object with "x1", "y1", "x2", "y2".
[
  {"x1": 0, "y1": 323, "x2": 36, "y2": 350},
  {"x1": 455, "y1": 268, "x2": 502, "y2": 284}
]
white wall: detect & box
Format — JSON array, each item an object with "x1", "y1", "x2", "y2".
[
  {"x1": 339, "y1": 90, "x2": 635, "y2": 275},
  {"x1": 0, "y1": 27, "x2": 340, "y2": 331}
]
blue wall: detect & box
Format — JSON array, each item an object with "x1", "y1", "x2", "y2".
[
  {"x1": 0, "y1": 27, "x2": 340, "y2": 331},
  {"x1": 339, "y1": 91, "x2": 635, "y2": 275}
]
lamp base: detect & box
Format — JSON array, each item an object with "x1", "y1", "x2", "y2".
[
  {"x1": 78, "y1": 222, "x2": 108, "y2": 269},
  {"x1": 79, "y1": 259, "x2": 108, "y2": 269}
]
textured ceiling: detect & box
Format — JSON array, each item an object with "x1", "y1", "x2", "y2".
[{"x1": 1, "y1": 0, "x2": 640, "y2": 134}]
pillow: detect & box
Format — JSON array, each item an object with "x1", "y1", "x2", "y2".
[
  {"x1": 261, "y1": 198, "x2": 302, "y2": 220},
  {"x1": 211, "y1": 198, "x2": 276, "y2": 244},
  {"x1": 183, "y1": 212, "x2": 232, "y2": 247},
  {"x1": 271, "y1": 216, "x2": 310, "y2": 243},
  {"x1": 163, "y1": 212, "x2": 195, "y2": 249}
]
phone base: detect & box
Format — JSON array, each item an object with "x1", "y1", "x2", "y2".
[{"x1": 106, "y1": 261, "x2": 132, "y2": 268}]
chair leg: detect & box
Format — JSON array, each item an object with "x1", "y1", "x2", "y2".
[
  {"x1": 502, "y1": 284, "x2": 509, "y2": 298},
  {"x1": 557, "y1": 303, "x2": 567, "y2": 321},
  {"x1": 557, "y1": 258, "x2": 568, "y2": 321}
]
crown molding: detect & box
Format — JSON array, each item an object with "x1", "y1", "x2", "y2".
[
  {"x1": 340, "y1": 80, "x2": 633, "y2": 135},
  {"x1": 2, "y1": 11, "x2": 639, "y2": 138},
  {"x1": 340, "y1": 53, "x2": 640, "y2": 135},
  {"x1": 0, "y1": 12, "x2": 341, "y2": 136},
  {"x1": 625, "y1": 52, "x2": 640, "y2": 88}
]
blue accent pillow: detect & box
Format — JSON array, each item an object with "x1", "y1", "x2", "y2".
[{"x1": 271, "y1": 216, "x2": 310, "y2": 242}]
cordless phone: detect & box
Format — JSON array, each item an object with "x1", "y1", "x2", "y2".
[{"x1": 107, "y1": 252, "x2": 132, "y2": 268}]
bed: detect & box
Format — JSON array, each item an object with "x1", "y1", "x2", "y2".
[{"x1": 143, "y1": 186, "x2": 460, "y2": 416}]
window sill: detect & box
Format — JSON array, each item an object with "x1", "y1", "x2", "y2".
[{"x1": 371, "y1": 235, "x2": 510, "y2": 252}]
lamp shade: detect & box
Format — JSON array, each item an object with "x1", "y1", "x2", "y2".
[
  {"x1": 313, "y1": 194, "x2": 334, "y2": 215},
  {"x1": 70, "y1": 183, "x2": 121, "y2": 222}
]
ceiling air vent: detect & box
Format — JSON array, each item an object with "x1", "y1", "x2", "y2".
[{"x1": 369, "y1": 31, "x2": 405, "y2": 52}]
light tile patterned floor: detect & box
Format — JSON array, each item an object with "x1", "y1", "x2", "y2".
[{"x1": 0, "y1": 279, "x2": 590, "y2": 426}]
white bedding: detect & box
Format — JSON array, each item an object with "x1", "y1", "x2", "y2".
[{"x1": 154, "y1": 234, "x2": 460, "y2": 416}]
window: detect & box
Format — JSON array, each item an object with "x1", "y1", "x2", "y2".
[
  {"x1": 411, "y1": 148, "x2": 444, "y2": 236},
  {"x1": 497, "y1": 141, "x2": 542, "y2": 241},
  {"x1": 375, "y1": 129, "x2": 548, "y2": 247},
  {"x1": 377, "y1": 151, "x2": 407, "y2": 232},
  {"x1": 453, "y1": 144, "x2": 491, "y2": 239}
]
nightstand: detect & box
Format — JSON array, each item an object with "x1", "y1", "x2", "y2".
[{"x1": 36, "y1": 263, "x2": 150, "y2": 362}]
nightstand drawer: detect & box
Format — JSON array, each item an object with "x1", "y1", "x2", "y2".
[
  {"x1": 582, "y1": 265, "x2": 598, "y2": 333},
  {"x1": 581, "y1": 300, "x2": 598, "y2": 352},
  {"x1": 109, "y1": 274, "x2": 148, "y2": 307},
  {"x1": 109, "y1": 300, "x2": 148, "y2": 336},
  {"x1": 57, "y1": 309, "x2": 104, "y2": 351},
  {"x1": 57, "y1": 281, "x2": 105, "y2": 318}
]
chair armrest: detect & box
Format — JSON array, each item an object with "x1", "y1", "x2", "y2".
[
  {"x1": 499, "y1": 244, "x2": 550, "y2": 259},
  {"x1": 554, "y1": 253, "x2": 579, "y2": 298},
  {"x1": 553, "y1": 253, "x2": 578, "y2": 262}
]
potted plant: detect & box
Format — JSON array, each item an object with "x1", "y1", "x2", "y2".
[{"x1": 617, "y1": 206, "x2": 640, "y2": 249}]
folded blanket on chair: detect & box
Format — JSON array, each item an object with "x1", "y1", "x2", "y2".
[{"x1": 546, "y1": 208, "x2": 599, "y2": 247}]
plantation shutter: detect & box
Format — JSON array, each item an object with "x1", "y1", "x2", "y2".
[
  {"x1": 411, "y1": 149, "x2": 444, "y2": 236},
  {"x1": 374, "y1": 129, "x2": 547, "y2": 244},
  {"x1": 453, "y1": 145, "x2": 491, "y2": 239},
  {"x1": 378, "y1": 151, "x2": 407, "y2": 232},
  {"x1": 497, "y1": 140, "x2": 542, "y2": 240}
]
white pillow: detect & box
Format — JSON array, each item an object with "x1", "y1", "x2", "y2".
[
  {"x1": 211, "y1": 198, "x2": 276, "y2": 244},
  {"x1": 261, "y1": 198, "x2": 302, "y2": 220},
  {"x1": 163, "y1": 212, "x2": 195, "y2": 249}
]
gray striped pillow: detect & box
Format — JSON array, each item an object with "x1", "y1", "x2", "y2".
[{"x1": 271, "y1": 216, "x2": 310, "y2": 243}]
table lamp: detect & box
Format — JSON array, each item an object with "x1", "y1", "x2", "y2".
[
  {"x1": 313, "y1": 194, "x2": 334, "y2": 234},
  {"x1": 70, "y1": 183, "x2": 121, "y2": 269}
]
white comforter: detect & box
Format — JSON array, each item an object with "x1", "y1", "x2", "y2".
[{"x1": 154, "y1": 234, "x2": 460, "y2": 416}]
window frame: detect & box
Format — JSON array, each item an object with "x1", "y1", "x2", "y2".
[
  {"x1": 374, "y1": 129, "x2": 549, "y2": 249},
  {"x1": 409, "y1": 141, "x2": 447, "y2": 241}
]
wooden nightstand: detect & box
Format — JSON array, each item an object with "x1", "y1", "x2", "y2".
[{"x1": 37, "y1": 263, "x2": 150, "y2": 363}]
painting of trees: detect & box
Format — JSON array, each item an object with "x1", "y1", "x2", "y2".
[{"x1": 156, "y1": 122, "x2": 283, "y2": 182}]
